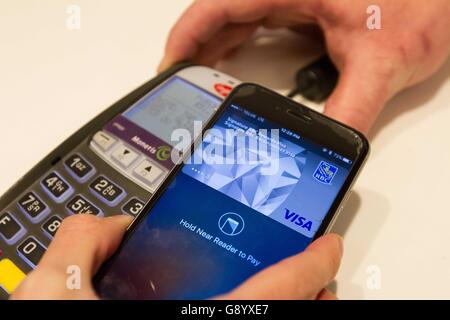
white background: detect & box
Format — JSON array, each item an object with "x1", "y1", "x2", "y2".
[{"x1": 1, "y1": 1, "x2": 449, "y2": 299}]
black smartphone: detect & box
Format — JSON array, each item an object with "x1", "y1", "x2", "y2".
[
  {"x1": 95, "y1": 83, "x2": 370, "y2": 300},
  {"x1": 0, "y1": 64, "x2": 240, "y2": 298}
]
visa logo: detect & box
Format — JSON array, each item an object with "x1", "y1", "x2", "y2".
[{"x1": 284, "y1": 208, "x2": 313, "y2": 231}]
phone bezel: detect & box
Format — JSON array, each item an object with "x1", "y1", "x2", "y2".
[
  {"x1": 94, "y1": 82, "x2": 370, "y2": 288},
  {"x1": 218, "y1": 84, "x2": 370, "y2": 239}
]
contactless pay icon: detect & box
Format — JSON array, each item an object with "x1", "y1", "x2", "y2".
[{"x1": 218, "y1": 212, "x2": 244, "y2": 236}]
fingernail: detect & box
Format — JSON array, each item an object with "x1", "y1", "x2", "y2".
[
  {"x1": 157, "y1": 57, "x2": 171, "y2": 73},
  {"x1": 335, "y1": 234, "x2": 344, "y2": 258},
  {"x1": 108, "y1": 215, "x2": 133, "y2": 226}
]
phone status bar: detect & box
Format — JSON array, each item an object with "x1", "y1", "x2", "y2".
[{"x1": 321, "y1": 148, "x2": 353, "y2": 165}]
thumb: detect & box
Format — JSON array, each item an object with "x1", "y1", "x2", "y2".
[
  {"x1": 11, "y1": 215, "x2": 132, "y2": 299},
  {"x1": 220, "y1": 234, "x2": 343, "y2": 300},
  {"x1": 324, "y1": 59, "x2": 393, "y2": 134}
]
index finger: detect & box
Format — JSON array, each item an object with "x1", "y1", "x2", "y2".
[
  {"x1": 158, "y1": 0, "x2": 275, "y2": 71},
  {"x1": 12, "y1": 215, "x2": 132, "y2": 299},
  {"x1": 40, "y1": 215, "x2": 132, "y2": 276}
]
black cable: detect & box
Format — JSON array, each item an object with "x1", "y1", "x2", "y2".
[{"x1": 288, "y1": 55, "x2": 339, "y2": 103}]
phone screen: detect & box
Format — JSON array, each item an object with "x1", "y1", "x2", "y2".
[{"x1": 97, "y1": 101, "x2": 355, "y2": 299}]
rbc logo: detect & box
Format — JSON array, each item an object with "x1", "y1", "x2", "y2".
[{"x1": 313, "y1": 161, "x2": 338, "y2": 184}]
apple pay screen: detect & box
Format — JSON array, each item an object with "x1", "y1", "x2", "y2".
[{"x1": 97, "y1": 103, "x2": 354, "y2": 300}]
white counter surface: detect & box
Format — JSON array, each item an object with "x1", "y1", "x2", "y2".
[{"x1": 1, "y1": 1, "x2": 449, "y2": 299}]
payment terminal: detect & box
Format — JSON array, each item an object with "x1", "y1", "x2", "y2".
[{"x1": 0, "y1": 64, "x2": 240, "y2": 298}]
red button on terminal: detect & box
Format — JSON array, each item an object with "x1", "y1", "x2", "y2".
[{"x1": 214, "y1": 83, "x2": 233, "y2": 97}]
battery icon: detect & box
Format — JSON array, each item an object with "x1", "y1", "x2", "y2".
[{"x1": 342, "y1": 157, "x2": 352, "y2": 164}]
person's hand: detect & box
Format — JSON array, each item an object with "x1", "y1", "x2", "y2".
[
  {"x1": 11, "y1": 215, "x2": 133, "y2": 300},
  {"x1": 11, "y1": 214, "x2": 343, "y2": 300},
  {"x1": 158, "y1": 0, "x2": 450, "y2": 134},
  {"x1": 218, "y1": 233, "x2": 342, "y2": 300}
]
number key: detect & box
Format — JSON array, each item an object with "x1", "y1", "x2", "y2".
[
  {"x1": 41, "y1": 172, "x2": 73, "y2": 203},
  {"x1": 0, "y1": 212, "x2": 26, "y2": 245},
  {"x1": 89, "y1": 176, "x2": 126, "y2": 206},
  {"x1": 64, "y1": 154, "x2": 95, "y2": 182},
  {"x1": 122, "y1": 198, "x2": 145, "y2": 217},
  {"x1": 18, "y1": 192, "x2": 50, "y2": 223},
  {"x1": 42, "y1": 215, "x2": 63, "y2": 238},
  {"x1": 66, "y1": 195, "x2": 102, "y2": 216},
  {"x1": 17, "y1": 237, "x2": 46, "y2": 268}
]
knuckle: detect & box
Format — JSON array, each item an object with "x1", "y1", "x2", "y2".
[
  {"x1": 58, "y1": 214, "x2": 103, "y2": 237},
  {"x1": 320, "y1": 250, "x2": 341, "y2": 282}
]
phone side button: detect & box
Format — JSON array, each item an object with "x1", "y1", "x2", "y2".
[{"x1": 325, "y1": 191, "x2": 353, "y2": 234}]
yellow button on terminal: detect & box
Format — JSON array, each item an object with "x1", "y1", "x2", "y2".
[{"x1": 0, "y1": 259, "x2": 26, "y2": 294}]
